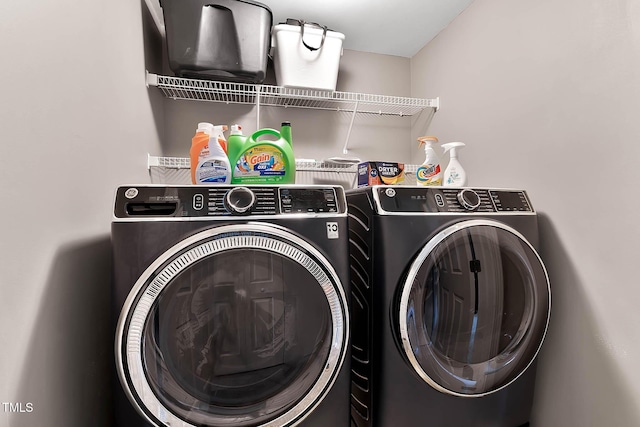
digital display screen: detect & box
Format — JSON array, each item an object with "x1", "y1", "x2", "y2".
[
  {"x1": 490, "y1": 191, "x2": 531, "y2": 211},
  {"x1": 281, "y1": 188, "x2": 337, "y2": 213},
  {"x1": 291, "y1": 190, "x2": 329, "y2": 208},
  {"x1": 376, "y1": 188, "x2": 442, "y2": 212}
]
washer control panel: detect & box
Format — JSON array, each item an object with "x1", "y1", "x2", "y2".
[
  {"x1": 114, "y1": 185, "x2": 346, "y2": 218},
  {"x1": 375, "y1": 187, "x2": 533, "y2": 213}
]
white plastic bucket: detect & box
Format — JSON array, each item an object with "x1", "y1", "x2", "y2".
[{"x1": 272, "y1": 21, "x2": 345, "y2": 91}]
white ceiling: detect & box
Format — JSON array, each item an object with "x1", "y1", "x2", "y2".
[{"x1": 258, "y1": 0, "x2": 475, "y2": 57}]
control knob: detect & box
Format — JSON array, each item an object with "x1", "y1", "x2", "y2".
[
  {"x1": 457, "y1": 189, "x2": 481, "y2": 211},
  {"x1": 224, "y1": 187, "x2": 256, "y2": 215}
]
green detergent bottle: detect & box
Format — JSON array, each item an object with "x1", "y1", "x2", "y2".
[{"x1": 229, "y1": 122, "x2": 296, "y2": 184}]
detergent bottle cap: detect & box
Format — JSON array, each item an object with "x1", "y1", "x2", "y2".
[
  {"x1": 230, "y1": 124, "x2": 243, "y2": 135},
  {"x1": 281, "y1": 121, "x2": 293, "y2": 146}
]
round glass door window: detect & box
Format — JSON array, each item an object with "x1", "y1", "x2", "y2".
[
  {"x1": 116, "y1": 224, "x2": 349, "y2": 427},
  {"x1": 398, "y1": 219, "x2": 550, "y2": 397}
]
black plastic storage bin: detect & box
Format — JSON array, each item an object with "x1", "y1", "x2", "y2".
[{"x1": 161, "y1": 0, "x2": 272, "y2": 83}]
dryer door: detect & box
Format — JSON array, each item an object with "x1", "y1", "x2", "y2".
[
  {"x1": 116, "y1": 223, "x2": 349, "y2": 427},
  {"x1": 398, "y1": 219, "x2": 550, "y2": 397}
]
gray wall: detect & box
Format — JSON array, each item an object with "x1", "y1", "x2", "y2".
[
  {"x1": 411, "y1": 0, "x2": 640, "y2": 425},
  {"x1": 0, "y1": 2, "x2": 413, "y2": 427},
  {"x1": 0, "y1": 1, "x2": 163, "y2": 426}
]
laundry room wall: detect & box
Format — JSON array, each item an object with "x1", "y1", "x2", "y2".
[
  {"x1": 410, "y1": 0, "x2": 640, "y2": 425},
  {"x1": 0, "y1": 0, "x2": 164, "y2": 426},
  {"x1": 0, "y1": 2, "x2": 416, "y2": 427}
]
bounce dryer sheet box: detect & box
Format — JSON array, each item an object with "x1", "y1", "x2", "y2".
[{"x1": 357, "y1": 162, "x2": 405, "y2": 187}]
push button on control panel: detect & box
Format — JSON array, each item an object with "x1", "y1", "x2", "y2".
[{"x1": 193, "y1": 193, "x2": 204, "y2": 210}]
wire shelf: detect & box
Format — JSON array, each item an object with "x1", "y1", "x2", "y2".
[
  {"x1": 146, "y1": 72, "x2": 438, "y2": 116},
  {"x1": 147, "y1": 155, "x2": 419, "y2": 187},
  {"x1": 148, "y1": 155, "x2": 360, "y2": 172}
]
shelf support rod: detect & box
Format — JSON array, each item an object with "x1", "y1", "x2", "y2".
[
  {"x1": 255, "y1": 85, "x2": 262, "y2": 129},
  {"x1": 342, "y1": 100, "x2": 359, "y2": 154}
]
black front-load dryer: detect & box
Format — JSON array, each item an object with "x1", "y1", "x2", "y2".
[
  {"x1": 111, "y1": 185, "x2": 351, "y2": 427},
  {"x1": 347, "y1": 186, "x2": 551, "y2": 427}
]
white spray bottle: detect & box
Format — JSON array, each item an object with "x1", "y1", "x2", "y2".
[
  {"x1": 442, "y1": 142, "x2": 467, "y2": 187},
  {"x1": 194, "y1": 124, "x2": 232, "y2": 184},
  {"x1": 212, "y1": 124, "x2": 229, "y2": 154},
  {"x1": 416, "y1": 136, "x2": 443, "y2": 186}
]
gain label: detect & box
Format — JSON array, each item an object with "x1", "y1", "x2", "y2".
[{"x1": 234, "y1": 145, "x2": 287, "y2": 177}]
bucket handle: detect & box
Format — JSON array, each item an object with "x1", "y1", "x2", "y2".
[
  {"x1": 286, "y1": 18, "x2": 327, "y2": 52},
  {"x1": 204, "y1": 4, "x2": 230, "y2": 10}
]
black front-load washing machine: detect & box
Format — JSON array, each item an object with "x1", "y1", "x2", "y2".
[
  {"x1": 347, "y1": 186, "x2": 551, "y2": 427},
  {"x1": 111, "y1": 185, "x2": 351, "y2": 427}
]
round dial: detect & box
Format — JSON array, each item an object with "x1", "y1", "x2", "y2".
[
  {"x1": 224, "y1": 187, "x2": 256, "y2": 214},
  {"x1": 457, "y1": 189, "x2": 481, "y2": 211}
]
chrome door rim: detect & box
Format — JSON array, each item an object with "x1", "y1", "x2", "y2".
[
  {"x1": 115, "y1": 222, "x2": 349, "y2": 427},
  {"x1": 398, "y1": 219, "x2": 551, "y2": 398}
]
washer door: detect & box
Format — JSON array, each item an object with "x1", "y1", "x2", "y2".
[
  {"x1": 398, "y1": 219, "x2": 550, "y2": 397},
  {"x1": 116, "y1": 223, "x2": 349, "y2": 427}
]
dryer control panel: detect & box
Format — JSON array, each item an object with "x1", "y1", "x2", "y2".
[
  {"x1": 373, "y1": 187, "x2": 533, "y2": 213},
  {"x1": 114, "y1": 185, "x2": 346, "y2": 218}
]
